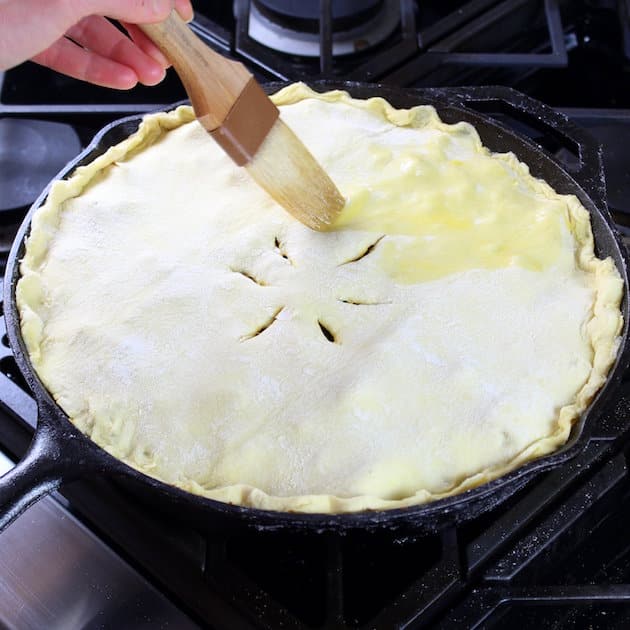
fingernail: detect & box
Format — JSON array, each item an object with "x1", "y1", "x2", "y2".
[
  {"x1": 144, "y1": 64, "x2": 167, "y2": 86},
  {"x1": 117, "y1": 68, "x2": 139, "y2": 90}
]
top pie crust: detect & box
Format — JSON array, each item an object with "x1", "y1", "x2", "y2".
[{"x1": 17, "y1": 83, "x2": 623, "y2": 513}]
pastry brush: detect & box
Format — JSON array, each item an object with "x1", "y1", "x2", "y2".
[{"x1": 140, "y1": 12, "x2": 344, "y2": 230}]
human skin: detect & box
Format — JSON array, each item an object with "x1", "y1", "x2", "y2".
[{"x1": 0, "y1": 0, "x2": 194, "y2": 88}]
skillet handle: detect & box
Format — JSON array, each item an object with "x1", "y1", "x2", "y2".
[{"x1": 0, "y1": 413, "x2": 75, "y2": 532}]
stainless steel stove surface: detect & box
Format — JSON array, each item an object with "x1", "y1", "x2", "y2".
[{"x1": 2, "y1": 1, "x2": 630, "y2": 628}]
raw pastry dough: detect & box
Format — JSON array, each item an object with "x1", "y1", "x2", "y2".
[{"x1": 17, "y1": 84, "x2": 623, "y2": 513}]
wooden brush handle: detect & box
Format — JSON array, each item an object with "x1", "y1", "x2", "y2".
[
  {"x1": 141, "y1": 12, "x2": 343, "y2": 228},
  {"x1": 140, "y1": 12, "x2": 250, "y2": 130},
  {"x1": 140, "y1": 11, "x2": 343, "y2": 228}
]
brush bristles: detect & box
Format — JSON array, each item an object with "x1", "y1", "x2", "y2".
[{"x1": 245, "y1": 118, "x2": 345, "y2": 231}]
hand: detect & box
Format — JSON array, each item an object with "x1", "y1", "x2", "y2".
[{"x1": 0, "y1": 0, "x2": 194, "y2": 89}]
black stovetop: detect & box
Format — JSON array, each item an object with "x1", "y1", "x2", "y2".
[{"x1": 2, "y1": 1, "x2": 630, "y2": 628}]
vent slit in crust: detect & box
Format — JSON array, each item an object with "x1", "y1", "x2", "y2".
[
  {"x1": 274, "y1": 236, "x2": 293, "y2": 265},
  {"x1": 318, "y1": 320, "x2": 337, "y2": 343},
  {"x1": 240, "y1": 307, "x2": 284, "y2": 341},
  {"x1": 338, "y1": 298, "x2": 391, "y2": 306},
  {"x1": 340, "y1": 235, "x2": 385, "y2": 265},
  {"x1": 231, "y1": 267, "x2": 266, "y2": 286}
]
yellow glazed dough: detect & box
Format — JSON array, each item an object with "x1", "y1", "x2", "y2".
[{"x1": 17, "y1": 83, "x2": 623, "y2": 513}]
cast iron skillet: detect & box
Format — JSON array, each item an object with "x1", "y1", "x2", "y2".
[{"x1": 0, "y1": 82, "x2": 628, "y2": 535}]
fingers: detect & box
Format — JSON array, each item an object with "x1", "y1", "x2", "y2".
[
  {"x1": 32, "y1": 38, "x2": 139, "y2": 89},
  {"x1": 122, "y1": 0, "x2": 195, "y2": 67},
  {"x1": 0, "y1": 0, "x2": 80, "y2": 70},
  {"x1": 122, "y1": 23, "x2": 170, "y2": 68},
  {"x1": 66, "y1": 16, "x2": 166, "y2": 85},
  {"x1": 0, "y1": 0, "x2": 194, "y2": 71}
]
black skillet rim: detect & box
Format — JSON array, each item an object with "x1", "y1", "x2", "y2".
[{"x1": 5, "y1": 82, "x2": 630, "y2": 532}]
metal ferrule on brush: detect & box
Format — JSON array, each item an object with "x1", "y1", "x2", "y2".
[{"x1": 207, "y1": 78, "x2": 280, "y2": 166}]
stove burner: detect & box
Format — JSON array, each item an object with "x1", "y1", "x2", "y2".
[
  {"x1": 0, "y1": 119, "x2": 81, "y2": 212},
  {"x1": 254, "y1": 0, "x2": 383, "y2": 31},
  {"x1": 248, "y1": 0, "x2": 400, "y2": 57}
]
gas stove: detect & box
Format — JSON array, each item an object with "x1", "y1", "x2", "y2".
[{"x1": 2, "y1": 1, "x2": 630, "y2": 628}]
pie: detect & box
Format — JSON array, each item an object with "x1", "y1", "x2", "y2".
[{"x1": 16, "y1": 83, "x2": 623, "y2": 513}]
